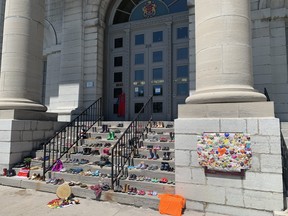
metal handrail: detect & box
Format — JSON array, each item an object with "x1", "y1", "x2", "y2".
[
  {"x1": 42, "y1": 97, "x2": 103, "y2": 179},
  {"x1": 264, "y1": 87, "x2": 270, "y2": 101},
  {"x1": 111, "y1": 96, "x2": 153, "y2": 189},
  {"x1": 265, "y1": 87, "x2": 288, "y2": 208}
]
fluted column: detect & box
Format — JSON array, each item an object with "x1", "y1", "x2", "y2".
[
  {"x1": 186, "y1": 0, "x2": 266, "y2": 104},
  {"x1": 0, "y1": 0, "x2": 47, "y2": 111}
]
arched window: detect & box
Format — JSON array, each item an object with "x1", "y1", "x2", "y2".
[{"x1": 113, "y1": 0, "x2": 188, "y2": 24}]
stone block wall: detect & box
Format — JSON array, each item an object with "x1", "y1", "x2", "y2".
[
  {"x1": 0, "y1": 120, "x2": 64, "y2": 170},
  {"x1": 175, "y1": 117, "x2": 283, "y2": 216}
]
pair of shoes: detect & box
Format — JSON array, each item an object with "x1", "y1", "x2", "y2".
[
  {"x1": 166, "y1": 124, "x2": 173, "y2": 128},
  {"x1": 148, "y1": 164, "x2": 158, "y2": 170},
  {"x1": 163, "y1": 152, "x2": 171, "y2": 160},
  {"x1": 92, "y1": 170, "x2": 100, "y2": 176},
  {"x1": 160, "y1": 162, "x2": 171, "y2": 171},
  {"x1": 147, "y1": 190, "x2": 158, "y2": 196},
  {"x1": 114, "y1": 185, "x2": 122, "y2": 192},
  {"x1": 162, "y1": 146, "x2": 170, "y2": 151},
  {"x1": 160, "y1": 137, "x2": 168, "y2": 142},
  {"x1": 107, "y1": 132, "x2": 115, "y2": 140},
  {"x1": 135, "y1": 162, "x2": 147, "y2": 169},
  {"x1": 128, "y1": 174, "x2": 137, "y2": 180},
  {"x1": 136, "y1": 175, "x2": 145, "y2": 181},
  {"x1": 122, "y1": 184, "x2": 130, "y2": 193},
  {"x1": 101, "y1": 183, "x2": 111, "y2": 191},
  {"x1": 151, "y1": 178, "x2": 159, "y2": 183},
  {"x1": 128, "y1": 187, "x2": 137, "y2": 195},
  {"x1": 117, "y1": 123, "x2": 123, "y2": 127},
  {"x1": 138, "y1": 189, "x2": 145, "y2": 195},
  {"x1": 6, "y1": 169, "x2": 16, "y2": 177},
  {"x1": 80, "y1": 183, "x2": 88, "y2": 189},
  {"x1": 159, "y1": 177, "x2": 168, "y2": 183}
]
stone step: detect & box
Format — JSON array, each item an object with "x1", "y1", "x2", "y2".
[
  {"x1": 133, "y1": 157, "x2": 175, "y2": 167},
  {"x1": 127, "y1": 168, "x2": 175, "y2": 180},
  {"x1": 0, "y1": 176, "x2": 160, "y2": 209},
  {"x1": 141, "y1": 141, "x2": 175, "y2": 149},
  {"x1": 19, "y1": 120, "x2": 175, "y2": 210},
  {"x1": 138, "y1": 149, "x2": 175, "y2": 158}
]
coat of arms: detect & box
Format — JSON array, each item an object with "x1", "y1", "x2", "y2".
[{"x1": 143, "y1": 1, "x2": 157, "y2": 18}]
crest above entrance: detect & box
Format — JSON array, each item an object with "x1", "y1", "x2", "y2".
[{"x1": 113, "y1": 0, "x2": 188, "y2": 24}]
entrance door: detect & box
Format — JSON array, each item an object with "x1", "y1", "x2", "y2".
[
  {"x1": 130, "y1": 26, "x2": 170, "y2": 120},
  {"x1": 106, "y1": 13, "x2": 189, "y2": 121}
]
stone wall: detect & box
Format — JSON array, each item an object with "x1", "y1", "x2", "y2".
[
  {"x1": 251, "y1": 4, "x2": 288, "y2": 121},
  {"x1": 175, "y1": 115, "x2": 283, "y2": 215},
  {"x1": 0, "y1": 120, "x2": 64, "y2": 170}
]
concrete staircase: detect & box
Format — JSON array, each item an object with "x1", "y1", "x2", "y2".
[{"x1": 0, "y1": 121, "x2": 175, "y2": 209}]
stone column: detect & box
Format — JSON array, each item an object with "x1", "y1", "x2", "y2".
[
  {"x1": 0, "y1": 0, "x2": 47, "y2": 111},
  {"x1": 186, "y1": 0, "x2": 266, "y2": 104}
]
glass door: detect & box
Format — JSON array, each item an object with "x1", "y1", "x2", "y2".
[{"x1": 130, "y1": 26, "x2": 170, "y2": 120}]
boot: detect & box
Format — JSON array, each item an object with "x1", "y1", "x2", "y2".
[
  {"x1": 101, "y1": 125, "x2": 105, "y2": 133},
  {"x1": 2, "y1": 168, "x2": 7, "y2": 176},
  {"x1": 163, "y1": 152, "x2": 167, "y2": 160},
  {"x1": 108, "y1": 131, "x2": 115, "y2": 140},
  {"x1": 107, "y1": 132, "x2": 112, "y2": 140},
  {"x1": 105, "y1": 125, "x2": 110, "y2": 133},
  {"x1": 153, "y1": 149, "x2": 158, "y2": 160},
  {"x1": 148, "y1": 149, "x2": 154, "y2": 159}
]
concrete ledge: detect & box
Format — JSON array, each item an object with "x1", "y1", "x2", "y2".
[
  {"x1": 0, "y1": 110, "x2": 58, "y2": 121},
  {"x1": 178, "y1": 102, "x2": 275, "y2": 118},
  {"x1": 0, "y1": 176, "x2": 160, "y2": 209}
]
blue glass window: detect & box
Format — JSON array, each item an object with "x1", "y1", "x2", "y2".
[
  {"x1": 135, "y1": 34, "x2": 144, "y2": 45},
  {"x1": 177, "y1": 27, "x2": 188, "y2": 39},
  {"x1": 153, "y1": 31, "x2": 163, "y2": 43},
  {"x1": 177, "y1": 83, "x2": 189, "y2": 96},
  {"x1": 135, "y1": 86, "x2": 144, "y2": 97},
  {"x1": 153, "y1": 85, "x2": 163, "y2": 96},
  {"x1": 153, "y1": 51, "x2": 163, "y2": 62},
  {"x1": 177, "y1": 65, "x2": 188, "y2": 78},
  {"x1": 177, "y1": 48, "x2": 188, "y2": 60},
  {"x1": 135, "y1": 53, "x2": 144, "y2": 64},
  {"x1": 135, "y1": 70, "x2": 144, "y2": 81},
  {"x1": 153, "y1": 68, "x2": 163, "y2": 80}
]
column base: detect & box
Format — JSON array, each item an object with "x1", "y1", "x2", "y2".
[
  {"x1": 178, "y1": 101, "x2": 275, "y2": 118},
  {"x1": 0, "y1": 98, "x2": 47, "y2": 112},
  {"x1": 0, "y1": 110, "x2": 57, "y2": 121},
  {"x1": 186, "y1": 89, "x2": 267, "y2": 104}
]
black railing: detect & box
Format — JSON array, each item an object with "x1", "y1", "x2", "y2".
[
  {"x1": 111, "y1": 96, "x2": 153, "y2": 189},
  {"x1": 265, "y1": 88, "x2": 288, "y2": 208},
  {"x1": 264, "y1": 87, "x2": 270, "y2": 101},
  {"x1": 42, "y1": 97, "x2": 103, "y2": 179},
  {"x1": 281, "y1": 132, "x2": 288, "y2": 209}
]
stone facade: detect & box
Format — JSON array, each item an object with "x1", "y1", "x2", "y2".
[
  {"x1": 0, "y1": 0, "x2": 286, "y2": 121},
  {"x1": 0, "y1": 0, "x2": 286, "y2": 215}
]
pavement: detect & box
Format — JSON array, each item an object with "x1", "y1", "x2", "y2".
[{"x1": 0, "y1": 185, "x2": 193, "y2": 216}]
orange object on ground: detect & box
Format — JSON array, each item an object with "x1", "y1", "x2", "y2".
[{"x1": 158, "y1": 194, "x2": 186, "y2": 216}]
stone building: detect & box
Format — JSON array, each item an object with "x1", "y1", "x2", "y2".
[
  {"x1": 0, "y1": 0, "x2": 286, "y2": 121},
  {"x1": 0, "y1": 0, "x2": 287, "y2": 215}
]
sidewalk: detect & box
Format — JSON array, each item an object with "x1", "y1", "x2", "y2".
[{"x1": 0, "y1": 185, "x2": 162, "y2": 216}]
